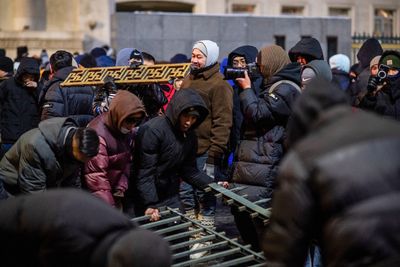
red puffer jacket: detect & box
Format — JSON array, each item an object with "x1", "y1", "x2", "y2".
[{"x1": 84, "y1": 91, "x2": 145, "y2": 207}]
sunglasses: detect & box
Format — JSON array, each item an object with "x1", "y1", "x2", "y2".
[{"x1": 124, "y1": 116, "x2": 143, "y2": 125}]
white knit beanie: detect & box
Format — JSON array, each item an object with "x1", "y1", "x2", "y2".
[
  {"x1": 329, "y1": 54, "x2": 350, "y2": 73},
  {"x1": 193, "y1": 40, "x2": 219, "y2": 67}
]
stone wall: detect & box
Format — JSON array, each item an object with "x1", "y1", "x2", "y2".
[{"x1": 111, "y1": 13, "x2": 351, "y2": 62}]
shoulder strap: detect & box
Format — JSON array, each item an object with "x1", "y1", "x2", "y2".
[{"x1": 268, "y1": 80, "x2": 302, "y2": 94}]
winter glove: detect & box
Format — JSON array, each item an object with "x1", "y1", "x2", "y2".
[{"x1": 367, "y1": 76, "x2": 379, "y2": 94}]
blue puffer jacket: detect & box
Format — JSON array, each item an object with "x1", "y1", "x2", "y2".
[{"x1": 39, "y1": 66, "x2": 94, "y2": 127}]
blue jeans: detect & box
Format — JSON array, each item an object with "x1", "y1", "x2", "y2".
[
  {"x1": 305, "y1": 245, "x2": 322, "y2": 267},
  {"x1": 180, "y1": 153, "x2": 216, "y2": 217}
]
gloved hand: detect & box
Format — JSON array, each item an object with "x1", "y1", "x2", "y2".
[{"x1": 367, "y1": 76, "x2": 379, "y2": 94}]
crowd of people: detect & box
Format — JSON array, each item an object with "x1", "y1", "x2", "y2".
[{"x1": 0, "y1": 36, "x2": 399, "y2": 267}]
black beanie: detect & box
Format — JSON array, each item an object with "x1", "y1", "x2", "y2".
[
  {"x1": 108, "y1": 228, "x2": 172, "y2": 267},
  {"x1": 0, "y1": 56, "x2": 14, "y2": 73}
]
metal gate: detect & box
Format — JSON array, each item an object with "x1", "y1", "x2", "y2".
[{"x1": 132, "y1": 183, "x2": 270, "y2": 266}]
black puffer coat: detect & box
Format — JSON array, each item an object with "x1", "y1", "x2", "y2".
[
  {"x1": 231, "y1": 63, "x2": 301, "y2": 196},
  {"x1": 0, "y1": 189, "x2": 136, "y2": 267},
  {"x1": 132, "y1": 89, "x2": 213, "y2": 211},
  {"x1": 264, "y1": 79, "x2": 400, "y2": 267},
  {"x1": 0, "y1": 57, "x2": 41, "y2": 143},
  {"x1": 40, "y1": 66, "x2": 94, "y2": 126},
  {"x1": 0, "y1": 117, "x2": 81, "y2": 195}
]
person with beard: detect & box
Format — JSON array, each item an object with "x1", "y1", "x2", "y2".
[
  {"x1": 0, "y1": 117, "x2": 99, "y2": 198},
  {"x1": 131, "y1": 89, "x2": 215, "y2": 219},
  {"x1": 359, "y1": 50, "x2": 400, "y2": 121},
  {"x1": 179, "y1": 41, "x2": 233, "y2": 252},
  {"x1": 0, "y1": 57, "x2": 41, "y2": 159},
  {"x1": 232, "y1": 44, "x2": 301, "y2": 251},
  {"x1": 263, "y1": 78, "x2": 400, "y2": 267},
  {"x1": 84, "y1": 90, "x2": 146, "y2": 209},
  {"x1": 348, "y1": 38, "x2": 383, "y2": 106}
]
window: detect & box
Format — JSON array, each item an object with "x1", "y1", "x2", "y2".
[
  {"x1": 275, "y1": 36, "x2": 286, "y2": 50},
  {"x1": 374, "y1": 9, "x2": 395, "y2": 36},
  {"x1": 329, "y1": 7, "x2": 350, "y2": 17},
  {"x1": 327, "y1": 36, "x2": 338, "y2": 60},
  {"x1": 232, "y1": 4, "x2": 256, "y2": 14},
  {"x1": 281, "y1": 6, "x2": 304, "y2": 16}
]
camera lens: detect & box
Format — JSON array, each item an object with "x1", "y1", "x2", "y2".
[{"x1": 377, "y1": 70, "x2": 387, "y2": 79}]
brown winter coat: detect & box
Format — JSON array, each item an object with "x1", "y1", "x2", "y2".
[{"x1": 181, "y1": 63, "x2": 233, "y2": 163}]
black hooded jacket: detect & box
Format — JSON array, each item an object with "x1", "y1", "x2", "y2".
[
  {"x1": 0, "y1": 117, "x2": 81, "y2": 195},
  {"x1": 39, "y1": 66, "x2": 94, "y2": 127},
  {"x1": 227, "y1": 45, "x2": 262, "y2": 153},
  {"x1": 288, "y1": 37, "x2": 324, "y2": 62},
  {"x1": 132, "y1": 89, "x2": 213, "y2": 210},
  {"x1": 0, "y1": 57, "x2": 41, "y2": 143},
  {"x1": 348, "y1": 38, "x2": 383, "y2": 106},
  {"x1": 264, "y1": 79, "x2": 400, "y2": 267}
]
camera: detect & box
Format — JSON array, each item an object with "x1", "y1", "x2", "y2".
[
  {"x1": 129, "y1": 49, "x2": 144, "y2": 68},
  {"x1": 224, "y1": 62, "x2": 259, "y2": 80},
  {"x1": 376, "y1": 64, "x2": 390, "y2": 84}
]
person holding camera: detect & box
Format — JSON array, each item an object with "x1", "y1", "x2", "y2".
[
  {"x1": 359, "y1": 50, "x2": 400, "y2": 121},
  {"x1": 232, "y1": 44, "x2": 301, "y2": 251}
]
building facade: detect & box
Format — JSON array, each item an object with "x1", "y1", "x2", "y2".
[{"x1": 0, "y1": 0, "x2": 398, "y2": 59}]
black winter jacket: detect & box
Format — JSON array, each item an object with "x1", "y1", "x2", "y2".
[
  {"x1": 227, "y1": 45, "x2": 262, "y2": 154},
  {"x1": 40, "y1": 66, "x2": 94, "y2": 126},
  {"x1": 0, "y1": 117, "x2": 81, "y2": 195},
  {"x1": 359, "y1": 78, "x2": 400, "y2": 121},
  {"x1": 0, "y1": 189, "x2": 136, "y2": 267},
  {"x1": 231, "y1": 63, "x2": 301, "y2": 194},
  {"x1": 132, "y1": 89, "x2": 213, "y2": 210},
  {"x1": 0, "y1": 57, "x2": 41, "y2": 143},
  {"x1": 264, "y1": 79, "x2": 400, "y2": 267}
]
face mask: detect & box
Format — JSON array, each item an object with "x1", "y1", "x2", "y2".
[{"x1": 120, "y1": 127, "x2": 130, "y2": 134}]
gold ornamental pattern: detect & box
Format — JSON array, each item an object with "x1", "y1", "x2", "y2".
[{"x1": 60, "y1": 63, "x2": 191, "y2": 87}]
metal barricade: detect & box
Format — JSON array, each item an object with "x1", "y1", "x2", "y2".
[{"x1": 133, "y1": 183, "x2": 270, "y2": 266}]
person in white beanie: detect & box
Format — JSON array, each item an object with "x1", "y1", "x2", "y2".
[
  {"x1": 179, "y1": 40, "x2": 233, "y2": 259},
  {"x1": 329, "y1": 54, "x2": 351, "y2": 91}
]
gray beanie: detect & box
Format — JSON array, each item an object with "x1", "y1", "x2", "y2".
[{"x1": 193, "y1": 40, "x2": 219, "y2": 67}]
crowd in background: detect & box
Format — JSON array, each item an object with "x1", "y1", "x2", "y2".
[{"x1": 0, "y1": 36, "x2": 399, "y2": 267}]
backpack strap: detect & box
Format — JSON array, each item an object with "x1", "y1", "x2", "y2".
[{"x1": 268, "y1": 80, "x2": 302, "y2": 95}]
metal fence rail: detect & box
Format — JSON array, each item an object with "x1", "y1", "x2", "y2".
[{"x1": 132, "y1": 183, "x2": 270, "y2": 266}]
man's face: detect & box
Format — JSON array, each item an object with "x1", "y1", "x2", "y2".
[
  {"x1": 22, "y1": 74, "x2": 35, "y2": 84},
  {"x1": 232, "y1": 56, "x2": 246, "y2": 68},
  {"x1": 191, "y1": 49, "x2": 206, "y2": 70},
  {"x1": 370, "y1": 64, "x2": 379, "y2": 76},
  {"x1": 388, "y1": 68, "x2": 400, "y2": 77},
  {"x1": 179, "y1": 112, "x2": 197, "y2": 132},
  {"x1": 296, "y1": 55, "x2": 308, "y2": 66}
]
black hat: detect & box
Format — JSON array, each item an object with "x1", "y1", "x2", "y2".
[{"x1": 0, "y1": 56, "x2": 14, "y2": 73}]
